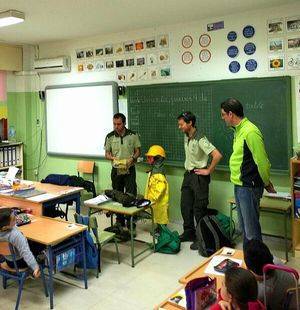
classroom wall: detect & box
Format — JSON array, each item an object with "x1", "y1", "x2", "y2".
[{"x1": 6, "y1": 2, "x2": 300, "y2": 236}]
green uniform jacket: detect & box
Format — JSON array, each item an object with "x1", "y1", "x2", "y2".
[{"x1": 230, "y1": 117, "x2": 271, "y2": 187}]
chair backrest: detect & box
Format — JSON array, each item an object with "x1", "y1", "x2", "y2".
[
  {"x1": 263, "y1": 264, "x2": 299, "y2": 310},
  {"x1": 77, "y1": 161, "x2": 95, "y2": 183},
  {"x1": 0, "y1": 240, "x2": 26, "y2": 275},
  {"x1": 73, "y1": 214, "x2": 99, "y2": 244},
  {"x1": 284, "y1": 287, "x2": 300, "y2": 310}
]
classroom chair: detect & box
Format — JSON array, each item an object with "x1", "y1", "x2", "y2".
[
  {"x1": 263, "y1": 264, "x2": 299, "y2": 310},
  {"x1": 74, "y1": 213, "x2": 120, "y2": 278},
  {"x1": 63, "y1": 161, "x2": 96, "y2": 220},
  {"x1": 0, "y1": 242, "x2": 48, "y2": 310}
]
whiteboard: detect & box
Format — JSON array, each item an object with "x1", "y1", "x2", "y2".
[{"x1": 45, "y1": 82, "x2": 118, "y2": 157}]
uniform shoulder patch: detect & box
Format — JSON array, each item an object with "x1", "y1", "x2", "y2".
[{"x1": 106, "y1": 131, "x2": 115, "y2": 139}]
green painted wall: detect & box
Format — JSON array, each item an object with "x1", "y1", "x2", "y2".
[{"x1": 7, "y1": 91, "x2": 292, "y2": 237}]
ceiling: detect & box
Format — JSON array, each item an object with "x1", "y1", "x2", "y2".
[{"x1": 0, "y1": 0, "x2": 297, "y2": 45}]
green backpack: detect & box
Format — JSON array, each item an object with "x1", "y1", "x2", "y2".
[{"x1": 155, "y1": 225, "x2": 181, "y2": 254}]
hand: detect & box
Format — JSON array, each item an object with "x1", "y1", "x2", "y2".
[
  {"x1": 127, "y1": 157, "x2": 134, "y2": 167},
  {"x1": 218, "y1": 301, "x2": 232, "y2": 310},
  {"x1": 33, "y1": 268, "x2": 40, "y2": 278},
  {"x1": 194, "y1": 168, "x2": 210, "y2": 176},
  {"x1": 265, "y1": 181, "x2": 276, "y2": 193}
]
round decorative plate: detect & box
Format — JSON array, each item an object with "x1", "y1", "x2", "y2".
[
  {"x1": 229, "y1": 61, "x2": 240, "y2": 73},
  {"x1": 245, "y1": 59, "x2": 257, "y2": 71},
  {"x1": 182, "y1": 35, "x2": 193, "y2": 48},
  {"x1": 199, "y1": 49, "x2": 211, "y2": 62},
  {"x1": 182, "y1": 51, "x2": 193, "y2": 64},
  {"x1": 227, "y1": 31, "x2": 237, "y2": 42},
  {"x1": 199, "y1": 34, "x2": 211, "y2": 47},
  {"x1": 243, "y1": 25, "x2": 255, "y2": 38},
  {"x1": 244, "y1": 42, "x2": 256, "y2": 55},
  {"x1": 227, "y1": 45, "x2": 239, "y2": 58}
]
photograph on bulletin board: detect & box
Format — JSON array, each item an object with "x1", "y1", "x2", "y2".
[
  {"x1": 269, "y1": 55, "x2": 284, "y2": 70},
  {"x1": 287, "y1": 37, "x2": 300, "y2": 50},
  {"x1": 287, "y1": 53, "x2": 300, "y2": 70},
  {"x1": 286, "y1": 16, "x2": 300, "y2": 32},
  {"x1": 267, "y1": 18, "x2": 284, "y2": 35},
  {"x1": 268, "y1": 38, "x2": 284, "y2": 53}
]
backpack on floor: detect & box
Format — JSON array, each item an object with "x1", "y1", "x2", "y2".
[
  {"x1": 196, "y1": 215, "x2": 233, "y2": 257},
  {"x1": 155, "y1": 225, "x2": 181, "y2": 254}
]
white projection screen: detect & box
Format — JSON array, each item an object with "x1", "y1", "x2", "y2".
[{"x1": 45, "y1": 82, "x2": 118, "y2": 157}]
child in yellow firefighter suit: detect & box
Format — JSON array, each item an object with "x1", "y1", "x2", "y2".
[{"x1": 144, "y1": 145, "x2": 169, "y2": 233}]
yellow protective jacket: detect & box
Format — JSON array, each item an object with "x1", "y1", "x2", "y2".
[{"x1": 144, "y1": 159, "x2": 169, "y2": 224}]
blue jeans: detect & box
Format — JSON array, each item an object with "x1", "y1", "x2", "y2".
[{"x1": 234, "y1": 185, "x2": 264, "y2": 245}]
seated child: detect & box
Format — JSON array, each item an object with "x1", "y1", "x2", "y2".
[
  {"x1": 0, "y1": 208, "x2": 40, "y2": 278},
  {"x1": 210, "y1": 267, "x2": 265, "y2": 310},
  {"x1": 144, "y1": 145, "x2": 169, "y2": 234},
  {"x1": 244, "y1": 239, "x2": 295, "y2": 310}
]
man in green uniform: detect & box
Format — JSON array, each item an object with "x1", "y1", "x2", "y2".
[
  {"x1": 177, "y1": 111, "x2": 222, "y2": 250},
  {"x1": 220, "y1": 98, "x2": 276, "y2": 246},
  {"x1": 105, "y1": 113, "x2": 141, "y2": 228}
]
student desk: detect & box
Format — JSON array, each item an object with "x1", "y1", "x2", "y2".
[
  {"x1": 228, "y1": 196, "x2": 292, "y2": 261},
  {"x1": 155, "y1": 248, "x2": 244, "y2": 310},
  {"x1": 19, "y1": 216, "x2": 88, "y2": 309},
  {"x1": 0, "y1": 181, "x2": 83, "y2": 216},
  {"x1": 85, "y1": 200, "x2": 155, "y2": 267}
]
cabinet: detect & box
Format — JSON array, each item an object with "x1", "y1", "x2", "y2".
[
  {"x1": 0, "y1": 142, "x2": 23, "y2": 179},
  {"x1": 290, "y1": 157, "x2": 300, "y2": 257}
]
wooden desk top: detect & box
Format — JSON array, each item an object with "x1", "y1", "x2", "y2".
[
  {"x1": 155, "y1": 286, "x2": 185, "y2": 310},
  {"x1": 19, "y1": 216, "x2": 87, "y2": 246},
  {"x1": 0, "y1": 181, "x2": 83, "y2": 203},
  {"x1": 178, "y1": 248, "x2": 244, "y2": 288},
  {"x1": 228, "y1": 196, "x2": 291, "y2": 212},
  {"x1": 85, "y1": 200, "x2": 152, "y2": 216}
]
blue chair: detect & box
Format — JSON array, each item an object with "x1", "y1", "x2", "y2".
[{"x1": 0, "y1": 242, "x2": 48, "y2": 310}]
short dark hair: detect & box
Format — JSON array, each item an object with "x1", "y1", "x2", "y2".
[
  {"x1": 220, "y1": 98, "x2": 244, "y2": 117},
  {"x1": 225, "y1": 267, "x2": 258, "y2": 307},
  {"x1": 0, "y1": 208, "x2": 12, "y2": 229},
  {"x1": 177, "y1": 111, "x2": 196, "y2": 126},
  {"x1": 244, "y1": 239, "x2": 274, "y2": 276},
  {"x1": 113, "y1": 113, "x2": 126, "y2": 124}
]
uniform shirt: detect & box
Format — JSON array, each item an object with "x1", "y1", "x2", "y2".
[
  {"x1": 104, "y1": 128, "x2": 141, "y2": 160},
  {"x1": 184, "y1": 129, "x2": 216, "y2": 171}
]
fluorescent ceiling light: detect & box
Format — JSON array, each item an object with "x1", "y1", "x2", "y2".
[{"x1": 0, "y1": 10, "x2": 24, "y2": 28}]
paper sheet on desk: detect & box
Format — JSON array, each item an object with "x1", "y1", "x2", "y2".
[
  {"x1": 85, "y1": 194, "x2": 112, "y2": 205},
  {"x1": 264, "y1": 192, "x2": 291, "y2": 200},
  {"x1": 26, "y1": 193, "x2": 59, "y2": 202},
  {"x1": 204, "y1": 255, "x2": 242, "y2": 276}
]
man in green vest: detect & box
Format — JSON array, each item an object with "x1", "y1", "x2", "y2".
[
  {"x1": 105, "y1": 113, "x2": 141, "y2": 229},
  {"x1": 220, "y1": 98, "x2": 276, "y2": 246},
  {"x1": 177, "y1": 111, "x2": 222, "y2": 250}
]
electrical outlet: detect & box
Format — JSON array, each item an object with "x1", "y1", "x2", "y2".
[
  {"x1": 34, "y1": 169, "x2": 38, "y2": 176},
  {"x1": 36, "y1": 119, "x2": 40, "y2": 126}
]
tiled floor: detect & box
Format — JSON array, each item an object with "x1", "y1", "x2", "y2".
[{"x1": 0, "y1": 210, "x2": 299, "y2": 310}]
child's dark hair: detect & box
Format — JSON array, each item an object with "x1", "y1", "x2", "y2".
[
  {"x1": 0, "y1": 208, "x2": 12, "y2": 229},
  {"x1": 244, "y1": 239, "x2": 274, "y2": 276},
  {"x1": 225, "y1": 267, "x2": 258, "y2": 309},
  {"x1": 177, "y1": 111, "x2": 196, "y2": 126}
]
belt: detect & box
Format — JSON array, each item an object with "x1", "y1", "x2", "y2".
[{"x1": 187, "y1": 167, "x2": 207, "y2": 173}]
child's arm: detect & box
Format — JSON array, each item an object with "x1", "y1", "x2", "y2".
[{"x1": 10, "y1": 228, "x2": 40, "y2": 277}]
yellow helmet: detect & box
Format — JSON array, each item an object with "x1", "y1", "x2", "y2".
[{"x1": 145, "y1": 145, "x2": 166, "y2": 158}]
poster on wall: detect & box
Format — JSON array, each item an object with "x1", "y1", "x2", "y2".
[
  {"x1": 287, "y1": 37, "x2": 300, "y2": 50},
  {"x1": 287, "y1": 53, "x2": 300, "y2": 70},
  {"x1": 286, "y1": 16, "x2": 300, "y2": 32},
  {"x1": 268, "y1": 38, "x2": 284, "y2": 52},
  {"x1": 267, "y1": 18, "x2": 284, "y2": 35},
  {"x1": 269, "y1": 55, "x2": 284, "y2": 70},
  {"x1": 207, "y1": 21, "x2": 224, "y2": 31}
]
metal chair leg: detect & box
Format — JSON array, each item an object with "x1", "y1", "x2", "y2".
[
  {"x1": 15, "y1": 277, "x2": 25, "y2": 310},
  {"x1": 97, "y1": 246, "x2": 101, "y2": 277},
  {"x1": 114, "y1": 238, "x2": 121, "y2": 264},
  {"x1": 2, "y1": 275, "x2": 7, "y2": 289}
]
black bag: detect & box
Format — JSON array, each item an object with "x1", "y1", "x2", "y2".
[
  {"x1": 196, "y1": 215, "x2": 233, "y2": 257},
  {"x1": 104, "y1": 189, "x2": 136, "y2": 207}
]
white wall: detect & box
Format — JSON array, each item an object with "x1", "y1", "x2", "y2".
[{"x1": 8, "y1": 1, "x2": 300, "y2": 146}]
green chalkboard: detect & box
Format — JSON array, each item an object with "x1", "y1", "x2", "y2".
[{"x1": 128, "y1": 76, "x2": 292, "y2": 173}]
